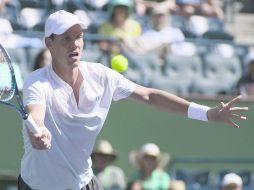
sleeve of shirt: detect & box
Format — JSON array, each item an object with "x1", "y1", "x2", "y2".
[
  {"x1": 23, "y1": 75, "x2": 46, "y2": 107},
  {"x1": 101, "y1": 65, "x2": 135, "y2": 101},
  {"x1": 112, "y1": 71, "x2": 135, "y2": 101}
]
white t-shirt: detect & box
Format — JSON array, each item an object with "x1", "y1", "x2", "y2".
[{"x1": 21, "y1": 62, "x2": 135, "y2": 190}]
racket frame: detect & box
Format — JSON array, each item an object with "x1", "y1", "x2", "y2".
[{"x1": 0, "y1": 44, "x2": 29, "y2": 120}]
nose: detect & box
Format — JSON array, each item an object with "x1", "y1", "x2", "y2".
[{"x1": 72, "y1": 39, "x2": 79, "y2": 48}]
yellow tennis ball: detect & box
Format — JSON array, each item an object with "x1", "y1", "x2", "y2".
[{"x1": 111, "y1": 54, "x2": 128, "y2": 72}]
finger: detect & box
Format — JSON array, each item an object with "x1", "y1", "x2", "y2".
[
  {"x1": 230, "y1": 114, "x2": 247, "y2": 120},
  {"x1": 230, "y1": 107, "x2": 249, "y2": 112},
  {"x1": 36, "y1": 141, "x2": 51, "y2": 150},
  {"x1": 227, "y1": 95, "x2": 242, "y2": 106},
  {"x1": 229, "y1": 120, "x2": 240, "y2": 129},
  {"x1": 220, "y1": 102, "x2": 225, "y2": 109}
]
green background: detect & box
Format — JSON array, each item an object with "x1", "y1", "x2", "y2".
[{"x1": 0, "y1": 97, "x2": 253, "y2": 178}]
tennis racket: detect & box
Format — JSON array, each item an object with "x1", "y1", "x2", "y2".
[{"x1": 0, "y1": 43, "x2": 41, "y2": 134}]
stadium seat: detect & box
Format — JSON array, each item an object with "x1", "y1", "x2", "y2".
[
  {"x1": 189, "y1": 15, "x2": 224, "y2": 36},
  {"x1": 163, "y1": 54, "x2": 203, "y2": 79},
  {"x1": 170, "y1": 15, "x2": 194, "y2": 38},
  {"x1": 188, "y1": 15, "x2": 233, "y2": 40},
  {"x1": 192, "y1": 53, "x2": 242, "y2": 95},
  {"x1": 81, "y1": 48, "x2": 108, "y2": 66},
  {"x1": 173, "y1": 169, "x2": 213, "y2": 190},
  {"x1": 153, "y1": 54, "x2": 203, "y2": 95},
  {"x1": 123, "y1": 52, "x2": 162, "y2": 87},
  {"x1": 6, "y1": 47, "x2": 27, "y2": 73},
  {"x1": 19, "y1": 0, "x2": 49, "y2": 8},
  {"x1": 202, "y1": 31, "x2": 234, "y2": 41},
  {"x1": 150, "y1": 74, "x2": 192, "y2": 95},
  {"x1": 122, "y1": 67, "x2": 142, "y2": 84}
]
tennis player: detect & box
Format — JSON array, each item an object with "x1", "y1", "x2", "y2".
[{"x1": 19, "y1": 10, "x2": 248, "y2": 190}]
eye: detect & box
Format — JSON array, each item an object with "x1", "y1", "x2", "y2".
[{"x1": 63, "y1": 36, "x2": 71, "y2": 42}]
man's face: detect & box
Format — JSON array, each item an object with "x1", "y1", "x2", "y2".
[
  {"x1": 47, "y1": 24, "x2": 84, "y2": 70},
  {"x1": 140, "y1": 155, "x2": 157, "y2": 173},
  {"x1": 113, "y1": 6, "x2": 129, "y2": 25}
]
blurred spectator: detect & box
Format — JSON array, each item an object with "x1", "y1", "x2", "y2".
[
  {"x1": 171, "y1": 0, "x2": 224, "y2": 19},
  {"x1": 127, "y1": 180, "x2": 144, "y2": 190},
  {"x1": 33, "y1": 48, "x2": 52, "y2": 71},
  {"x1": 0, "y1": 0, "x2": 10, "y2": 13},
  {"x1": 134, "y1": 0, "x2": 175, "y2": 16},
  {"x1": 168, "y1": 180, "x2": 186, "y2": 190},
  {"x1": 122, "y1": 4, "x2": 184, "y2": 60},
  {"x1": 236, "y1": 51, "x2": 254, "y2": 97},
  {"x1": 128, "y1": 143, "x2": 170, "y2": 190},
  {"x1": 98, "y1": 0, "x2": 142, "y2": 54},
  {"x1": 0, "y1": 0, "x2": 19, "y2": 29},
  {"x1": 92, "y1": 139, "x2": 127, "y2": 190},
  {"x1": 85, "y1": 0, "x2": 109, "y2": 9},
  {"x1": 220, "y1": 173, "x2": 243, "y2": 190}
]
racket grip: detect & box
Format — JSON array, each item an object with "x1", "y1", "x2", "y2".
[{"x1": 25, "y1": 115, "x2": 42, "y2": 134}]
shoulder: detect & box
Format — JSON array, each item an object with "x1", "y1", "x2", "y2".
[
  {"x1": 23, "y1": 67, "x2": 49, "y2": 87},
  {"x1": 151, "y1": 169, "x2": 170, "y2": 178},
  {"x1": 80, "y1": 61, "x2": 117, "y2": 80},
  {"x1": 81, "y1": 61, "x2": 110, "y2": 74}
]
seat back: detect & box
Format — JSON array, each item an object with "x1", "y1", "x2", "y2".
[{"x1": 164, "y1": 54, "x2": 203, "y2": 79}]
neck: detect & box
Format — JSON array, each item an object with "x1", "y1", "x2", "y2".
[{"x1": 52, "y1": 63, "x2": 81, "y2": 87}]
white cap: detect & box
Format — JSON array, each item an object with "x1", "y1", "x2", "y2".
[
  {"x1": 221, "y1": 173, "x2": 243, "y2": 187},
  {"x1": 45, "y1": 10, "x2": 87, "y2": 37}
]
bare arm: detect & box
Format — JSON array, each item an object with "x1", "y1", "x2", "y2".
[
  {"x1": 128, "y1": 84, "x2": 249, "y2": 128},
  {"x1": 128, "y1": 84, "x2": 190, "y2": 115}
]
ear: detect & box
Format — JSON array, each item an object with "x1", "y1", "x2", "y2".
[{"x1": 45, "y1": 37, "x2": 53, "y2": 49}]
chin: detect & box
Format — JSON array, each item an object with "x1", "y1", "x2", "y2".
[{"x1": 69, "y1": 59, "x2": 80, "y2": 67}]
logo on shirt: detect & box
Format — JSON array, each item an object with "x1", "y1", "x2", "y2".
[{"x1": 95, "y1": 95, "x2": 101, "y2": 102}]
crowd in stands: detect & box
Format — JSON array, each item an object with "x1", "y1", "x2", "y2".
[
  {"x1": 90, "y1": 140, "x2": 250, "y2": 190},
  {"x1": 1, "y1": 0, "x2": 254, "y2": 98}
]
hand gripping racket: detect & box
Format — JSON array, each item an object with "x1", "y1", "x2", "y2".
[{"x1": 0, "y1": 43, "x2": 41, "y2": 134}]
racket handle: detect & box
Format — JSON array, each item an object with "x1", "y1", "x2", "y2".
[{"x1": 25, "y1": 115, "x2": 42, "y2": 134}]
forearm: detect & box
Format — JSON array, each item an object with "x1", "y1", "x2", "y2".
[
  {"x1": 147, "y1": 88, "x2": 190, "y2": 114},
  {"x1": 129, "y1": 86, "x2": 190, "y2": 115}
]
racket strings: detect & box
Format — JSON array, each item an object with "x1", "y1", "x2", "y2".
[{"x1": 0, "y1": 50, "x2": 15, "y2": 101}]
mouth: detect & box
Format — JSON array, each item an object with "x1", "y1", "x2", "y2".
[{"x1": 69, "y1": 51, "x2": 79, "y2": 59}]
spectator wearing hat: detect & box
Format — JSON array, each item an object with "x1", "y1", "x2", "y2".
[
  {"x1": 98, "y1": 0, "x2": 142, "y2": 54},
  {"x1": 127, "y1": 143, "x2": 170, "y2": 190},
  {"x1": 92, "y1": 140, "x2": 127, "y2": 190},
  {"x1": 220, "y1": 173, "x2": 243, "y2": 190},
  {"x1": 235, "y1": 51, "x2": 254, "y2": 98},
  {"x1": 122, "y1": 4, "x2": 184, "y2": 58}
]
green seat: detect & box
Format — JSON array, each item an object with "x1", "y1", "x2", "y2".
[
  {"x1": 123, "y1": 52, "x2": 162, "y2": 87},
  {"x1": 192, "y1": 53, "x2": 242, "y2": 95}
]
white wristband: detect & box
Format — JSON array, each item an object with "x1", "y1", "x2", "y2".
[{"x1": 187, "y1": 102, "x2": 210, "y2": 121}]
